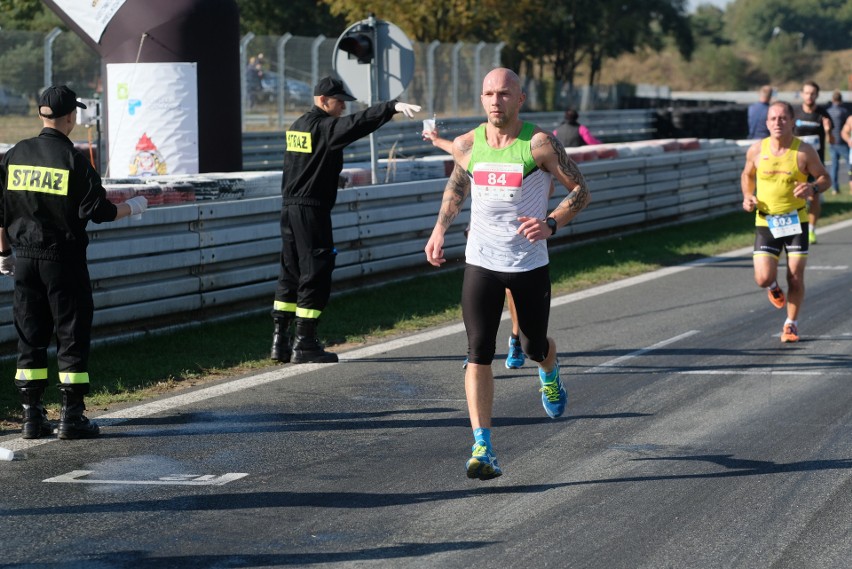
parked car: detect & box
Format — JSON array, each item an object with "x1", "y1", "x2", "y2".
[
  {"x1": 0, "y1": 86, "x2": 29, "y2": 115},
  {"x1": 259, "y1": 74, "x2": 313, "y2": 106}
]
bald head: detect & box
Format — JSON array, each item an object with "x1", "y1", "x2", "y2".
[
  {"x1": 480, "y1": 68, "x2": 525, "y2": 129},
  {"x1": 482, "y1": 68, "x2": 521, "y2": 95}
]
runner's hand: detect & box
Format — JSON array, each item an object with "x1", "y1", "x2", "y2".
[
  {"x1": 425, "y1": 231, "x2": 446, "y2": 266},
  {"x1": 517, "y1": 216, "x2": 548, "y2": 243}
]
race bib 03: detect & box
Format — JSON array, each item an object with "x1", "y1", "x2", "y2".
[{"x1": 766, "y1": 210, "x2": 802, "y2": 238}]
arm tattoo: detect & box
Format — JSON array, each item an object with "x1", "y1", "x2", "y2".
[
  {"x1": 556, "y1": 184, "x2": 590, "y2": 214},
  {"x1": 547, "y1": 136, "x2": 590, "y2": 214},
  {"x1": 438, "y1": 163, "x2": 470, "y2": 229}
]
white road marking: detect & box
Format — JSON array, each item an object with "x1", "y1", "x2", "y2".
[
  {"x1": 679, "y1": 370, "x2": 823, "y2": 376},
  {"x1": 44, "y1": 470, "x2": 248, "y2": 485},
  {"x1": 584, "y1": 330, "x2": 701, "y2": 374}
]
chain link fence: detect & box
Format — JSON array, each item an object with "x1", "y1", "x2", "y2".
[
  {"x1": 2, "y1": 28, "x2": 630, "y2": 139},
  {"x1": 240, "y1": 34, "x2": 507, "y2": 129}
]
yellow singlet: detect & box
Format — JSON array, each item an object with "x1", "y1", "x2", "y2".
[{"x1": 754, "y1": 137, "x2": 808, "y2": 227}]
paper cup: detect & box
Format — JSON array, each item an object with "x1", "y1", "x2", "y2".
[{"x1": 422, "y1": 118, "x2": 436, "y2": 134}]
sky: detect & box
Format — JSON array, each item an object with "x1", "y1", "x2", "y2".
[{"x1": 687, "y1": 0, "x2": 734, "y2": 12}]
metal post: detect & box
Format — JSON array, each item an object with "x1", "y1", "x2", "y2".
[
  {"x1": 239, "y1": 32, "x2": 255, "y2": 127},
  {"x1": 473, "y1": 42, "x2": 486, "y2": 112},
  {"x1": 451, "y1": 42, "x2": 463, "y2": 116},
  {"x1": 43, "y1": 27, "x2": 62, "y2": 90},
  {"x1": 367, "y1": 17, "x2": 381, "y2": 184},
  {"x1": 426, "y1": 40, "x2": 440, "y2": 117},
  {"x1": 493, "y1": 41, "x2": 505, "y2": 69},
  {"x1": 276, "y1": 33, "x2": 293, "y2": 128},
  {"x1": 310, "y1": 35, "x2": 326, "y2": 91}
]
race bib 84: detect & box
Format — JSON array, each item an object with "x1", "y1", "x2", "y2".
[{"x1": 471, "y1": 162, "x2": 524, "y2": 201}]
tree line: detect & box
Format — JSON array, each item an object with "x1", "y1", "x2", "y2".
[{"x1": 0, "y1": 0, "x2": 849, "y2": 100}]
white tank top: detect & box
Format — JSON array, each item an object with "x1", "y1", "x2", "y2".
[{"x1": 465, "y1": 122, "x2": 551, "y2": 272}]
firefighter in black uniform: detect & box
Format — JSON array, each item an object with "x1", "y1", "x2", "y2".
[
  {"x1": 271, "y1": 76, "x2": 420, "y2": 363},
  {"x1": 0, "y1": 85, "x2": 148, "y2": 440}
]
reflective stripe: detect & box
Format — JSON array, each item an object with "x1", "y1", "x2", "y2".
[
  {"x1": 273, "y1": 301, "x2": 297, "y2": 313},
  {"x1": 7, "y1": 165, "x2": 70, "y2": 195},
  {"x1": 59, "y1": 372, "x2": 90, "y2": 385},
  {"x1": 16, "y1": 368, "x2": 48, "y2": 381},
  {"x1": 286, "y1": 130, "x2": 312, "y2": 153},
  {"x1": 295, "y1": 307, "x2": 322, "y2": 319}
]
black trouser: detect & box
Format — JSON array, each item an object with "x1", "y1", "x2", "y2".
[
  {"x1": 13, "y1": 256, "x2": 93, "y2": 392},
  {"x1": 462, "y1": 263, "x2": 552, "y2": 365},
  {"x1": 274, "y1": 204, "x2": 336, "y2": 318}
]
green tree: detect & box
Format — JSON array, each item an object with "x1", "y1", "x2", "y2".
[
  {"x1": 726, "y1": 0, "x2": 852, "y2": 51},
  {"x1": 0, "y1": 0, "x2": 62, "y2": 31},
  {"x1": 682, "y1": 44, "x2": 748, "y2": 89},
  {"x1": 319, "y1": 0, "x2": 493, "y2": 43},
  {"x1": 236, "y1": 0, "x2": 345, "y2": 36},
  {"x1": 0, "y1": 32, "x2": 42, "y2": 98},
  {"x1": 759, "y1": 32, "x2": 820, "y2": 83},
  {"x1": 691, "y1": 4, "x2": 729, "y2": 46},
  {"x1": 584, "y1": 0, "x2": 694, "y2": 86}
]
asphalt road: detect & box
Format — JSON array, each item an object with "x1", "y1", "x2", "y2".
[{"x1": 1, "y1": 220, "x2": 850, "y2": 569}]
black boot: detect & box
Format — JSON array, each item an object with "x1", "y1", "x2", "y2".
[
  {"x1": 291, "y1": 317, "x2": 339, "y2": 363},
  {"x1": 20, "y1": 387, "x2": 53, "y2": 439},
  {"x1": 270, "y1": 315, "x2": 294, "y2": 362},
  {"x1": 58, "y1": 388, "x2": 100, "y2": 440}
]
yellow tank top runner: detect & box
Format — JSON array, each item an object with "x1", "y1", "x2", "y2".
[{"x1": 755, "y1": 137, "x2": 807, "y2": 227}]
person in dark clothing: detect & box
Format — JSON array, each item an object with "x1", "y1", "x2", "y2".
[
  {"x1": 0, "y1": 85, "x2": 148, "y2": 440},
  {"x1": 747, "y1": 85, "x2": 773, "y2": 139},
  {"x1": 271, "y1": 76, "x2": 420, "y2": 363},
  {"x1": 826, "y1": 90, "x2": 848, "y2": 194},
  {"x1": 553, "y1": 108, "x2": 601, "y2": 147},
  {"x1": 792, "y1": 80, "x2": 833, "y2": 244}
]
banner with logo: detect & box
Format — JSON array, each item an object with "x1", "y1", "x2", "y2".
[
  {"x1": 106, "y1": 62, "x2": 199, "y2": 178},
  {"x1": 49, "y1": 0, "x2": 128, "y2": 43}
]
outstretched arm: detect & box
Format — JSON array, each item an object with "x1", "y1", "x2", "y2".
[{"x1": 423, "y1": 129, "x2": 455, "y2": 154}]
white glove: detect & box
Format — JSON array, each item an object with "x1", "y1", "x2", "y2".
[
  {"x1": 394, "y1": 102, "x2": 421, "y2": 118},
  {"x1": 126, "y1": 195, "x2": 148, "y2": 216},
  {"x1": 0, "y1": 252, "x2": 15, "y2": 277}
]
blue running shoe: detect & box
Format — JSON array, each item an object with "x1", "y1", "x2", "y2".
[
  {"x1": 462, "y1": 356, "x2": 468, "y2": 369},
  {"x1": 505, "y1": 336, "x2": 526, "y2": 369},
  {"x1": 466, "y1": 443, "x2": 503, "y2": 480},
  {"x1": 539, "y1": 362, "x2": 567, "y2": 419}
]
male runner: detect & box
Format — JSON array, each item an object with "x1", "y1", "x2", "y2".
[
  {"x1": 741, "y1": 101, "x2": 830, "y2": 343},
  {"x1": 424, "y1": 68, "x2": 591, "y2": 479}
]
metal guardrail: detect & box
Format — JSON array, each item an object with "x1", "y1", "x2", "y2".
[
  {"x1": 241, "y1": 109, "x2": 657, "y2": 171},
  {"x1": 0, "y1": 141, "x2": 746, "y2": 345}
]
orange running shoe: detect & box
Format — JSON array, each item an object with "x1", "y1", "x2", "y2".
[
  {"x1": 767, "y1": 286, "x2": 785, "y2": 309},
  {"x1": 781, "y1": 322, "x2": 799, "y2": 343}
]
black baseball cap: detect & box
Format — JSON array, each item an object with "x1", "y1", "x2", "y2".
[
  {"x1": 313, "y1": 76, "x2": 356, "y2": 101},
  {"x1": 38, "y1": 85, "x2": 87, "y2": 119}
]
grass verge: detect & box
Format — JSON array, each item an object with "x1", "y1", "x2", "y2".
[{"x1": 2, "y1": 194, "x2": 851, "y2": 429}]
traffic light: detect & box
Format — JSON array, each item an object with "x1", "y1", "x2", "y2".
[{"x1": 338, "y1": 24, "x2": 374, "y2": 64}]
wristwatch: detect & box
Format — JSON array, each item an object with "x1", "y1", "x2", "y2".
[
  {"x1": 545, "y1": 217, "x2": 557, "y2": 236},
  {"x1": 811, "y1": 184, "x2": 819, "y2": 196}
]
